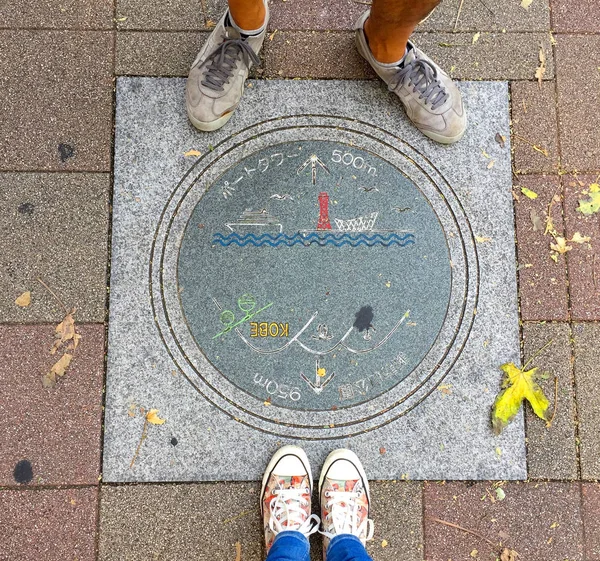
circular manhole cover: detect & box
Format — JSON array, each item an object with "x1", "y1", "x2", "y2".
[{"x1": 152, "y1": 117, "x2": 478, "y2": 439}]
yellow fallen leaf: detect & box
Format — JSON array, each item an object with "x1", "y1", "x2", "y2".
[
  {"x1": 577, "y1": 183, "x2": 600, "y2": 215},
  {"x1": 15, "y1": 291, "x2": 31, "y2": 307},
  {"x1": 51, "y1": 310, "x2": 77, "y2": 354},
  {"x1": 521, "y1": 0, "x2": 533, "y2": 8},
  {"x1": 146, "y1": 409, "x2": 166, "y2": 425},
  {"x1": 184, "y1": 149, "x2": 201, "y2": 157},
  {"x1": 487, "y1": 160, "x2": 495, "y2": 169},
  {"x1": 42, "y1": 352, "x2": 73, "y2": 388},
  {"x1": 500, "y1": 548, "x2": 519, "y2": 561},
  {"x1": 521, "y1": 187, "x2": 538, "y2": 199},
  {"x1": 381, "y1": 540, "x2": 389, "y2": 548},
  {"x1": 470, "y1": 549, "x2": 479, "y2": 558},
  {"x1": 492, "y1": 363, "x2": 549, "y2": 435},
  {"x1": 535, "y1": 44, "x2": 546, "y2": 85},
  {"x1": 472, "y1": 32, "x2": 481, "y2": 44},
  {"x1": 550, "y1": 236, "x2": 572, "y2": 254},
  {"x1": 571, "y1": 232, "x2": 591, "y2": 244},
  {"x1": 475, "y1": 236, "x2": 492, "y2": 243}
]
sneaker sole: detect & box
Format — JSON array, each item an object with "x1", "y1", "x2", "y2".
[
  {"x1": 318, "y1": 448, "x2": 371, "y2": 508},
  {"x1": 260, "y1": 445, "x2": 314, "y2": 515},
  {"x1": 187, "y1": 108, "x2": 235, "y2": 132}
]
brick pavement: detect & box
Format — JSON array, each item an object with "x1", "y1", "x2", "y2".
[{"x1": 1, "y1": 0, "x2": 599, "y2": 558}]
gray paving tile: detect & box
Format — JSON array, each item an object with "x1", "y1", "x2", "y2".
[
  {"x1": 0, "y1": 173, "x2": 110, "y2": 323},
  {"x1": 556, "y1": 35, "x2": 600, "y2": 172},
  {"x1": 511, "y1": 81, "x2": 560, "y2": 174},
  {"x1": 116, "y1": 0, "x2": 226, "y2": 30},
  {"x1": 573, "y1": 322, "x2": 600, "y2": 480},
  {"x1": 263, "y1": 31, "x2": 554, "y2": 80},
  {"x1": 0, "y1": 31, "x2": 114, "y2": 172},
  {"x1": 117, "y1": 31, "x2": 210, "y2": 76},
  {"x1": 522, "y1": 322, "x2": 578, "y2": 480},
  {"x1": 99, "y1": 481, "x2": 421, "y2": 561},
  {"x1": 0, "y1": 0, "x2": 113, "y2": 29}
]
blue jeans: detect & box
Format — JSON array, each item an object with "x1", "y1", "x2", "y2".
[{"x1": 265, "y1": 531, "x2": 373, "y2": 561}]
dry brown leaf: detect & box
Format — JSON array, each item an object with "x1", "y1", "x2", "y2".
[
  {"x1": 381, "y1": 540, "x2": 389, "y2": 548},
  {"x1": 15, "y1": 291, "x2": 31, "y2": 307},
  {"x1": 51, "y1": 310, "x2": 77, "y2": 354},
  {"x1": 550, "y1": 236, "x2": 572, "y2": 254},
  {"x1": 234, "y1": 542, "x2": 242, "y2": 561},
  {"x1": 571, "y1": 232, "x2": 591, "y2": 244},
  {"x1": 146, "y1": 409, "x2": 166, "y2": 425},
  {"x1": 43, "y1": 353, "x2": 73, "y2": 388},
  {"x1": 530, "y1": 209, "x2": 544, "y2": 231},
  {"x1": 500, "y1": 548, "x2": 519, "y2": 561},
  {"x1": 476, "y1": 235, "x2": 492, "y2": 243},
  {"x1": 535, "y1": 44, "x2": 546, "y2": 86},
  {"x1": 184, "y1": 149, "x2": 201, "y2": 157},
  {"x1": 495, "y1": 133, "x2": 506, "y2": 148}
]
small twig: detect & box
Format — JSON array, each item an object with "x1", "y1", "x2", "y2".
[
  {"x1": 130, "y1": 417, "x2": 149, "y2": 469},
  {"x1": 37, "y1": 277, "x2": 68, "y2": 314},
  {"x1": 454, "y1": 0, "x2": 465, "y2": 30},
  {"x1": 523, "y1": 338, "x2": 554, "y2": 371},
  {"x1": 428, "y1": 517, "x2": 498, "y2": 548},
  {"x1": 546, "y1": 376, "x2": 559, "y2": 428},
  {"x1": 475, "y1": 0, "x2": 495, "y2": 16},
  {"x1": 223, "y1": 510, "x2": 253, "y2": 524},
  {"x1": 513, "y1": 134, "x2": 549, "y2": 157}
]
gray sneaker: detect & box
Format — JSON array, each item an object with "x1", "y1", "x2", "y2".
[
  {"x1": 355, "y1": 10, "x2": 466, "y2": 144},
  {"x1": 186, "y1": 4, "x2": 268, "y2": 131}
]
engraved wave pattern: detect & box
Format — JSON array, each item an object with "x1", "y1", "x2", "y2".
[{"x1": 212, "y1": 232, "x2": 416, "y2": 248}]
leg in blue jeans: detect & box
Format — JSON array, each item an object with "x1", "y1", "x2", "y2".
[
  {"x1": 265, "y1": 531, "x2": 373, "y2": 561},
  {"x1": 327, "y1": 534, "x2": 373, "y2": 561}
]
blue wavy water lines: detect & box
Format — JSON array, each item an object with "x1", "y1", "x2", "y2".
[{"x1": 212, "y1": 231, "x2": 416, "y2": 248}]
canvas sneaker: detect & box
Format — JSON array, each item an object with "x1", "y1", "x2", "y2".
[
  {"x1": 185, "y1": 2, "x2": 269, "y2": 131},
  {"x1": 319, "y1": 449, "x2": 374, "y2": 553},
  {"x1": 261, "y1": 446, "x2": 320, "y2": 552},
  {"x1": 355, "y1": 10, "x2": 467, "y2": 144}
]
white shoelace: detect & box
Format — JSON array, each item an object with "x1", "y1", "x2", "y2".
[
  {"x1": 268, "y1": 487, "x2": 320, "y2": 537},
  {"x1": 321, "y1": 489, "x2": 374, "y2": 541}
]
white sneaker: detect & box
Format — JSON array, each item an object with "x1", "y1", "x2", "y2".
[
  {"x1": 261, "y1": 446, "x2": 320, "y2": 552},
  {"x1": 319, "y1": 449, "x2": 374, "y2": 553}
]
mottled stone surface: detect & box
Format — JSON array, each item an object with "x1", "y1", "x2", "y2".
[
  {"x1": 522, "y1": 322, "x2": 577, "y2": 480},
  {"x1": 511, "y1": 82, "x2": 560, "y2": 174},
  {"x1": 116, "y1": 0, "x2": 226, "y2": 30},
  {"x1": 556, "y1": 35, "x2": 600, "y2": 172},
  {"x1": 514, "y1": 175, "x2": 568, "y2": 321},
  {"x1": 105, "y1": 77, "x2": 522, "y2": 481},
  {"x1": 0, "y1": 487, "x2": 98, "y2": 561},
  {"x1": 573, "y1": 322, "x2": 600, "y2": 480},
  {"x1": 0, "y1": 325, "x2": 105, "y2": 486},
  {"x1": 424, "y1": 481, "x2": 584, "y2": 561},
  {"x1": 582, "y1": 483, "x2": 600, "y2": 560},
  {"x1": 0, "y1": 31, "x2": 114, "y2": 172},
  {"x1": 563, "y1": 176, "x2": 600, "y2": 321},
  {"x1": 0, "y1": 173, "x2": 110, "y2": 323},
  {"x1": 0, "y1": 0, "x2": 113, "y2": 28},
  {"x1": 552, "y1": 0, "x2": 600, "y2": 32}
]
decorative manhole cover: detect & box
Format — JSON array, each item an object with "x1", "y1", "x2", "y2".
[{"x1": 152, "y1": 116, "x2": 478, "y2": 439}]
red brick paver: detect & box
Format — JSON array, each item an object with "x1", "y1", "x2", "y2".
[
  {"x1": 0, "y1": 487, "x2": 98, "y2": 561},
  {"x1": 0, "y1": 325, "x2": 105, "y2": 486},
  {"x1": 582, "y1": 483, "x2": 600, "y2": 560}
]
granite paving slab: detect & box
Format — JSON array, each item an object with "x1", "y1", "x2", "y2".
[
  {"x1": 556, "y1": 35, "x2": 600, "y2": 172},
  {"x1": 264, "y1": 31, "x2": 554, "y2": 80},
  {"x1": 0, "y1": 487, "x2": 98, "y2": 561},
  {"x1": 563, "y1": 175, "x2": 600, "y2": 321},
  {"x1": 582, "y1": 483, "x2": 600, "y2": 560},
  {"x1": 423, "y1": 481, "x2": 584, "y2": 561},
  {"x1": 99, "y1": 481, "x2": 423, "y2": 561},
  {"x1": 513, "y1": 175, "x2": 568, "y2": 321},
  {"x1": 551, "y1": 0, "x2": 600, "y2": 32},
  {"x1": 573, "y1": 322, "x2": 600, "y2": 480},
  {"x1": 521, "y1": 322, "x2": 577, "y2": 480},
  {"x1": 0, "y1": 325, "x2": 105, "y2": 486},
  {"x1": 0, "y1": 0, "x2": 113, "y2": 29},
  {"x1": 0, "y1": 31, "x2": 114, "y2": 172},
  {"x1": 511, "y1": 82, "x2": 560, "y2": 175},
  {"x1": 104, "y1": 77, "x2": 523, "y2": 482},
  {"x1": 0, "y1": 173, "x2": 110, "y2": 323}
]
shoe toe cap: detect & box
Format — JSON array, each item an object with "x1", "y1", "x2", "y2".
[
  {"x1": 273, "y1": 454, "x2": 309, "y2": 477},
  {"x1": 326, "y1": 458, "x2": 361, "y2": 481}
]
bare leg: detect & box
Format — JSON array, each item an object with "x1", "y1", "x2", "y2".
[
  {"x1": 364, "y1": 0, "x2": 441, "y2": 63},
  {"x1": 228, "y1": 0, "x2": 266, "y2": 31}
]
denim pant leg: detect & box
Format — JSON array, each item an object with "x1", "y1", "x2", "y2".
[
  {"x1": 326, "y1": 535, "x2": 373, "y2": 561},
  {"x1": 265, "y1": 531, "x2": 311, "y2": 561}
]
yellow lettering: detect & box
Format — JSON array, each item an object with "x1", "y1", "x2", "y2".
[
  {"x1": 279, "y1": 323, "x2": 289, "y2": 337},
  {"x1": 259, "y1": 322, "x2": 268, "y2": 337},
  {"x1": 250, "y1": 322, "x2": 258, "y2": 337},
  {"x1": 269, "y1": 323, "x2": 279, "y2": 337}
]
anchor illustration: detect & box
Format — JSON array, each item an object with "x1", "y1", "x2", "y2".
[{"x1": 300, "y1": 357, "x2": 336, "y2": 394}]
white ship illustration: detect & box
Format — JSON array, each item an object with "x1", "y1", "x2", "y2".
[
  {"x1": 333, "y1": 212, "x2": 378, "y2": 232},
  {"x1": 226, "y1": 209, "x2": 283, "y2": 233}
]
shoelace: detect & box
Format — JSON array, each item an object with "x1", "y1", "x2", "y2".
[
  {"x1": 268, "y1": 487, "x2": 320, "y2": 537},
  {"x1": 321, "y1": 489, "x2": 374, "y2": 541},
  {"x1": 392, "y1": 57, "x2": 449, "y2": 110},
  {"x1": 198, "y1": 35, "x2": 260, "y2": 92}
]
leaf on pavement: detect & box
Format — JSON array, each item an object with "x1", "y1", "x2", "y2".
[
  {"x1": 15, "y1": 291, "x2": 31, "y2": 307},
  {"x1": 184, "y1": 149, "x2": 201, "y2": 157},
  {"x1": 550, "y1": 236, "x2": 572, "y2": 255},
  {"x1": 51, "y1": 309, "x2": 77, "y2": 354},
  {"x1": 521, "y1": 186, "x2": 538, "y2": 199},
  {"x1": 530, "y1": 209, "x2": 544, "y2": 231},
  {"x1": 472, "y1": 32, "x2": 481, "y2": 44},
  {"x1": 521, "y1": 0, "x2": 533, "y2": 9},
  {"x1": 571, "y1": 232, "x2": 591, "y2": 244},
  {"x1": 501, "y1": 548, "x2": 519, "y2": 561},
  {"x1": 577, "y1": 183, "x2": 600, "y2": 215},
  {"x1": 535, "y1": 44, "x2": 546, "y2": 86},
  {"x1": 492, "y1": 362, "x2": 549, "y2": 435},
  {"x1": 42, "y1": 353, "x2": 73, "y2": 388},
  {"x1": 146, "y1": 409, "x2": 166, "y2": 425}
]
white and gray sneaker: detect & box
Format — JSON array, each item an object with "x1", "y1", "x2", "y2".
[
  {"x1": 319, "y1": 449, "x2": 374, "y2": 553},
  {"x1": 185, "y1": 3, "x2": 269, "y2": 131},
  {"x1": 355, "y1": 10, "x2": 467, "y2": 144}
]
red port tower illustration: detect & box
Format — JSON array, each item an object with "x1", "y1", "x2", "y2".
[{"x1": 317, "y1": 192, "x2": 332, "y2": 230}]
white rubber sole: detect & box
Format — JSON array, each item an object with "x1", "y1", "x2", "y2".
[
  {"x1": 187, "y1": 107, "x2": 235, "y2": 132},
  {"x1": 420, "y1": 125, "x2": 467, "y2": 145},
  {"x1": 318, "y1": 448, "x2": 371, "y2": 505},
  {"x1": 260, "y1": 445, "x2": 313, "y2": 514}
]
